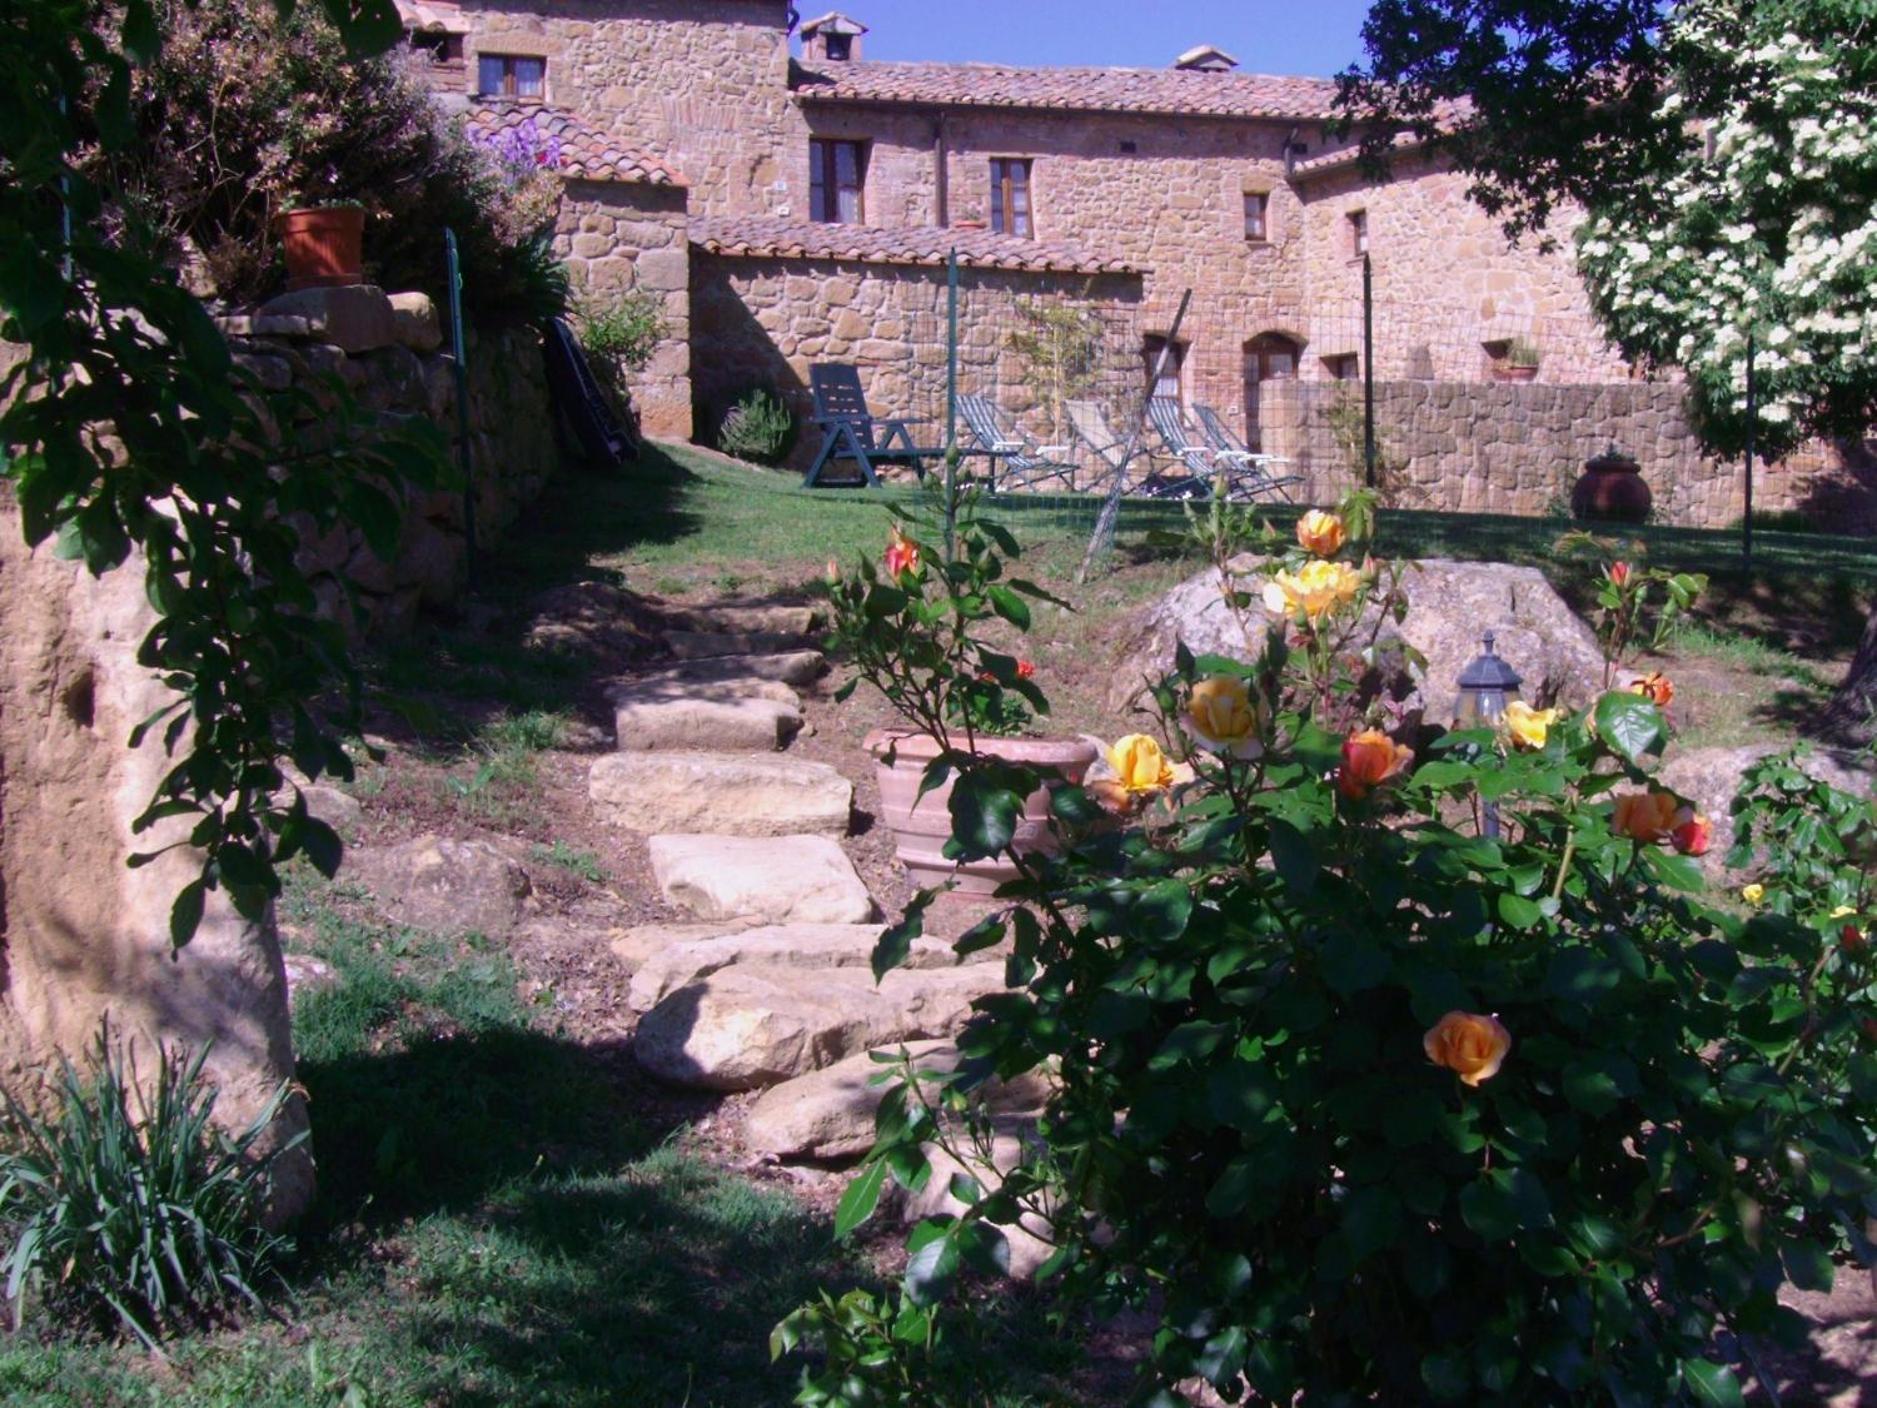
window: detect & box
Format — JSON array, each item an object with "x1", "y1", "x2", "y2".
[
  {"x1": 1243, "y1": 191, "x2": 1269, "y2": 242},
  {"x1": 477, "y1": 53, "x2": 544, "y2": 98},
  {"x1": 1144, "y1": 336, "x2": 1185, "y2": 403},
  {"x1": 824, "y1": 31, "x2": 853, "y2": 60},
  {"x1": 1243, "y1": 333, "x2": 1302, "y2": 451},
  {"x1": 1347, "y1": 208, "x2": 1369, "y2": 258},
  {"x1": 990, "y1": 158, "x2": 1033, "y2": 238},
  {"x1": 810, "y1": 139, "x2": 866, "y2": 224},
  {"x1": 1324, "y1": 353, "x2": 1360, "y2": 381}
]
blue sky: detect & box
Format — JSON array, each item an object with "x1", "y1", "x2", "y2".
[{"x1": 801, "y1": 1, "x2": 1378, "y2": 79}]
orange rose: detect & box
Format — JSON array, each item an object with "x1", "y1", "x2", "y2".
[
  {"x1": 1296, "y1": 509, "x2": 1348, "y2": 557},
  {"x1": 1017, "y1": 659, "x2": 1037, "y2": 680},
  {"x1": 1630, "y1": 672, "x2": 1674, "y2": 708},
  {"x1": 1607, "y1": 561, "x2": 1632, "y2": 588},
  {"x1": 1337, "y1": 729, "x2": 1414, "y2": 800},
  {"x1": 1611, "y1": 791, "x2": 1679, "y2": 843},
  {"x1": 1424, "y1": 1011, "x2": 1512, "y2": 1087},
  {"x1": 1670, "y1": 808, "x2": 1711, "y2": 857},
  {"x1": 883, "y1": 528, "x2": 920, "y2": 578}
]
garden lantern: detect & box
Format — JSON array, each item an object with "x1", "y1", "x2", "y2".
[{"x1": 1454, "y1": 631, "x2": 1521, "y2": 729}]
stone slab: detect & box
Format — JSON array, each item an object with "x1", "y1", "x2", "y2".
[
  {"x1": 387, "y1": 291, "x2": 442, "y2": 352},
  {"x1": 612, "y1": 693, "x2": 803, "y2": 752},
  {"x1": 628, "y1": 923, "x2": 965, "y2": 1011},
  {"x1": 658, "y1": 651, "x2": 827, "y2": 686},
  {"x1": 664, "y1": 629, "x2": 814, "y2": 660},
  {"x1": 352, "y1": 832, "x2": 531, "y2": 937},
  {"x1": 255, "y1": 284, "x2": 396, "y2": 355},
  {"x1": 609, "y1": 917, "x2": 764, "y2": 968},
  {"x1": 633, "y1": 963, "x2": 1005, "y2": 1091},
  {"x1": 611, "y1": 672, "x2": 802, "y2": 708},
  {"x1": 648, "y1": 833, "x2": 874, "y2": 924},
  {"x1": 661, "y1": 604, "x2": 822, "y2": 636},
  {"x1": 590, "y1": 753, "x2": 851, "y2": 836}
]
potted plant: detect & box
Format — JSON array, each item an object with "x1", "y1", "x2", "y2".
[
  {"x1": 828, "y1": 484, "x2": 1098, "y2": 894},
  {"x1": 274, "y1": 197, "x2": 366, "y2": 290},
  {"x1": 1494, "y1": 337, "x2": 1541, "y2": 382}
]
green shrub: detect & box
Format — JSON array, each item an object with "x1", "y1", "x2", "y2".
[
  {"x1": 716, "y1": 388, "x2": 798, "y2": 466},
  {"x1": 580, "y1": 289, "x2": 666, "y2": 374},
  {"x1": 801, "y1": 496, "x2": 1877, "y2": 1406},
  {"x1": 0, "y1": 1029, "x2": 301, "y2": 1346}
]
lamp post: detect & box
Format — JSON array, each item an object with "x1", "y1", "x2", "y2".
[{"x1": 1455, "y1": 633, "x2": 1522, "y2": 840}]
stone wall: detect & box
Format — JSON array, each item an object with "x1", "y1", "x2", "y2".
[
  {"x1": 1258, "y1": 377, "x2": 1876, "y2": 529},
  {"x1": 452, "y1": 0, "x2": 798, "y2": 216},
  {"x1": 690, "y1": 251, "x2": 1143, "y2": 470},
  {"x1": 556, "y1": 179, "x2": 692, "y2": 437},
  {"x1": 222, "y1": 284, "x2": 559, "y2": 636}
]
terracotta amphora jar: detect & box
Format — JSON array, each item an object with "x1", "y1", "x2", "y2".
[
  {"x1": 866, "y1": 729, "x2": 1099, "y2": 895},
  {"x1": 1571, "y1": 446, "x2": 1653, "y2": 524},
  {"x1": 275, "y1": 205, "x2": 365, "y2": 290}
]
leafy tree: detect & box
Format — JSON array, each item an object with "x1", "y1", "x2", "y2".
[
  {"x1": 1340, "y1": 0, "x2": 1877, "y2": 740},
  {"x1": 0, "y1": 0, "x2": 442, "y2": 942}
]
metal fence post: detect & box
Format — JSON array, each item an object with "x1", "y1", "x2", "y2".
[
  {"x1": 945, "y1": 248, "x2": 959, "y2": 562},
  {"x1": 444, "y1": 228, "x2": 477, "y2": 593},
  {"x1": 1362, "y1": 252, "x2": 1376, "y2": 489},
  {"x1": 1742, "y1": 332, "x2": 1756, "y2": 571}
]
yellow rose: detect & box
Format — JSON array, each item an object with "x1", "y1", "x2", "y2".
[
  {"x1": 1185, "y1": 676, "x2": 1263, "y2": 759},
  {"x1": 1830, "y1": 905, "x2": 1857, "y2": 920},
  {"x1": 1296, "y1": 509, "x2": 1347, "y2": 557},
  {"x1": 1423, "y1": 1011, "x2": 1512, "y2": 1087},
  {"x1": 1107, "y1": 734, "x2": 1175, "y2": 793},
  {"x1": 1261, "y1": 559, "x2": 1364, "y2": 623},
  {"x1": 1501, "y1": 700, "x2": 1557, "y2": 750},
  {"x1": 1741, "y1": 883, "x2": 1766, "y2": 906},
  {"x1": 1611, "y1": 791, "x2": 1679, "y2": 843}
]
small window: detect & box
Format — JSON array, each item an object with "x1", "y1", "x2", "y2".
[
  {"x1": 1144, "y1": 335, "x2": 1186, "y2": 402},
  {"x1": 1323, "y1": 353, "x2": 1360, "y2": 381},
  {"x1": 477, "y1": 53, "x2": 544, "y2": 98},
  {"x1": 810, "y1": 139, "x2": 866, "y2": 224},
  {"x1": 990, "y1": 158, "x2": 1033, "y2": 238},
  {"x1": 409, "y1": 30, "x2": 462, "y2": 65},
  {"x1": 1243, "y1": 191, "x2": 1269, "y2": 242},
  {"x1": 824, "y1": 31, "x2": 853, "y2": 60},
  {"x1": 1347, "y1": 208, "x2": 1369, "y2": 258}
]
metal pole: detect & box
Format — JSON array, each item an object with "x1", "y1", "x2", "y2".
[
  {"x1": 1078, "y1": 288, "x2": 1193, "y2": 582},
  {"x1": 1362, "y1": 253, "x2": 1376, "y2": 488},
  {"x1": 945, "y1": 248, "x2": 959, "y2": 561},
  {"x1": 444, "y1": 228, "x2": 478, "y2": 592},
  {"x1": 1742, "y1": 332, "x2": 1756, "y2": 570}
]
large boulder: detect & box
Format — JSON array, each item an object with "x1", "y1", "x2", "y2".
[
  {"x1": 352, "y1": 832, "x2": 533, "y2": 937},
  {"x1": 1110, "y1": 557, "x2": 1606, "y2": 726},
  {"x1": 590, "y1": 752, "x2": 853, "y2": 836},
  {"x1": 1659, "y1": 743, "x2": 1875, "y2": 877},
  {"x1": 0, "y1": 501, "x2": 310, "y2": 1220},
  {"x1": 633, "y1": 964, "x2": 1006, "y2": 1091},
  {"x1": 648, "y1": 833, "x2": 874, "y2": 924},
  {"x1": 745, "y1": 1040, "x2": 1053, "y2": 1162}
]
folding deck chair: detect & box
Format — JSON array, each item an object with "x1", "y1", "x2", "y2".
[
  {"x1": 1065, "y1": 400, "x2": 1209, "y2": 501},
  {"x1": 1193, "y1": 403, "x2": 1303, "y2": 503},
  {"x1": 956, "y1": 393, "x2": 1080, "y2": 493},
  {"x1": 803, "y1": 364, "x2": 943, "y2": 488}
]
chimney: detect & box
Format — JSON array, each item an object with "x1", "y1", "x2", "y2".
[
  {"x1": 801, "y1": 12, "x2": 867, "y2": 63},
  {"x1": 1173, "y1": 44, "x2": 1240, "y2": 72}
]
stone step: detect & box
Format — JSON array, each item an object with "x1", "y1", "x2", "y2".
[
  {"x1": 655, "y1": 651, "x2": 827, "y2": 687},
  {"x1": 608, "y1": 672, "x2": 802, "y2": 708},
  {"x1": 627, "y1": 922, "x2": 961, "y2": 1012},
  {"x1": 657, "y1": 603, "x2": 822, "y2": 637},
  {"x1": 590, "y1": 753, "x2": 852, "y2": 836},
  {"x1": 648, "y1": 833, "x2": 872, "y2": 923},
  {"x1": 664, "y1": 629, "x2": 815, "y2": 660},
  {"x1": 611, "y1": 692, "x2": 803, "y2": 753},
  {"x1": 610, "y1": 917, "x2": 763, "y2": 968},
  {"x1": 745, "y1": 1040, "x2": 1053, "y2": 1162},
  {"x1": 633, "y1": 963, "x2": 1006, "y2": 1092}
]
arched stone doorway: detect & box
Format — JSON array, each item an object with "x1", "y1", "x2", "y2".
[{"x1": 1243, "y1": 332, "x2": 1302, "y2": 452}]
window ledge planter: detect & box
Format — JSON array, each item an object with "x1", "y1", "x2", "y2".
[
  {"x1": 866, "y1": 728, "x2": 1099, "y2": 895},
  {"x1": 275, "y1": 204, "x2": 365, "y2": 291}
]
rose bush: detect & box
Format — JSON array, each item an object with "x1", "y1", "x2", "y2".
[{"x1": 782, "y1": 495, "x2": 1877, "y2": 1406}]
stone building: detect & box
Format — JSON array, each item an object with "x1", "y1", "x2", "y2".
[{"x1": 395, "y1": 0, "x2": 1872, "y2": 526}]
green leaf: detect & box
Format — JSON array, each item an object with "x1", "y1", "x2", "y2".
[
  {"x1": 1640, "y1": 847, "x2": 1705, "y2": 892},
  {"x1": 1497, "y1": 892, "x2": 1544, "y2": 930},
  {"x1": 874, "y1": 892, "x2": 932, "y2": 980},
  {"x1": 1149, "y1": 1020, "x2": 1232, "y2": 1071},
  {"x1": 1592, "y1": 691, "x2": 1666, "y2": 766},
  {"x1": 1342, "y1": 1185, "x2": 1403, "y2": 1261},
  {"x1": 903, "y1": 1219, "x2": 963, "y2": 1304},
  {"x1": 986, "y1": 583, "x2": 1031, "y2": 629},
  {"x1": 168, "y1": 877, "x2": 208, "y2": 948},
  {"x1": 1681, "y1": 1360, "x2": 1745, "y2": 1408},
  {"x1": 1268, "y1": 819, "x2": 1317, "y2": 897},
  {"x1": 834, "y1": 1159, "x2": 889, "y2": 1239},
  {"x1": 948, "y1": 771, "x2": 1021, "y2": 859}
]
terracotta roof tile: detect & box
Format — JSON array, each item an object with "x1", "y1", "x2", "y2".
[
  {"x1": 793, "y1": 59, "x2": 1341, "y2": 120},
  {"x1": 690, "y1": 214, "x2": 1140, "y2": 275},
  {"x1": 1292, "y1": 129, "x2": 1440, "y2": 180},
  {"x1": 466, "y1": 101, "x2": 687, "y2": 187}
]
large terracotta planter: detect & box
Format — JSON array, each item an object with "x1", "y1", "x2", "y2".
[
  {"x1": 867, "y1": 729, "x2": 1100, "y2": 895},
  {"x1": 1571, "y1": 446, "x2": 1653, "y2": 524},
  {"x1": 275, "y1": 205, "x2": 365, "y2": 291}
]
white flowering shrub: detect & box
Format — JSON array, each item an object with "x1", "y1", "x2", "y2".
[{"x1": 1575, "y1": 0, "x2": 1877, "y2": 456}]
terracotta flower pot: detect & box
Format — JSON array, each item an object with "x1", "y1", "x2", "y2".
[
  {"x1": 275, "y1": 205, "x2": 365, "y2": 291},
  {"x1": 1493, "y1": 364, "x2": 1539, "y2": 383},
  {"x1": 866, "y1": 729, "x2": 1100, "y2": 895},
  {"x1": 1571, "y1": 447, "x2": 1653, "y2": 524}
]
